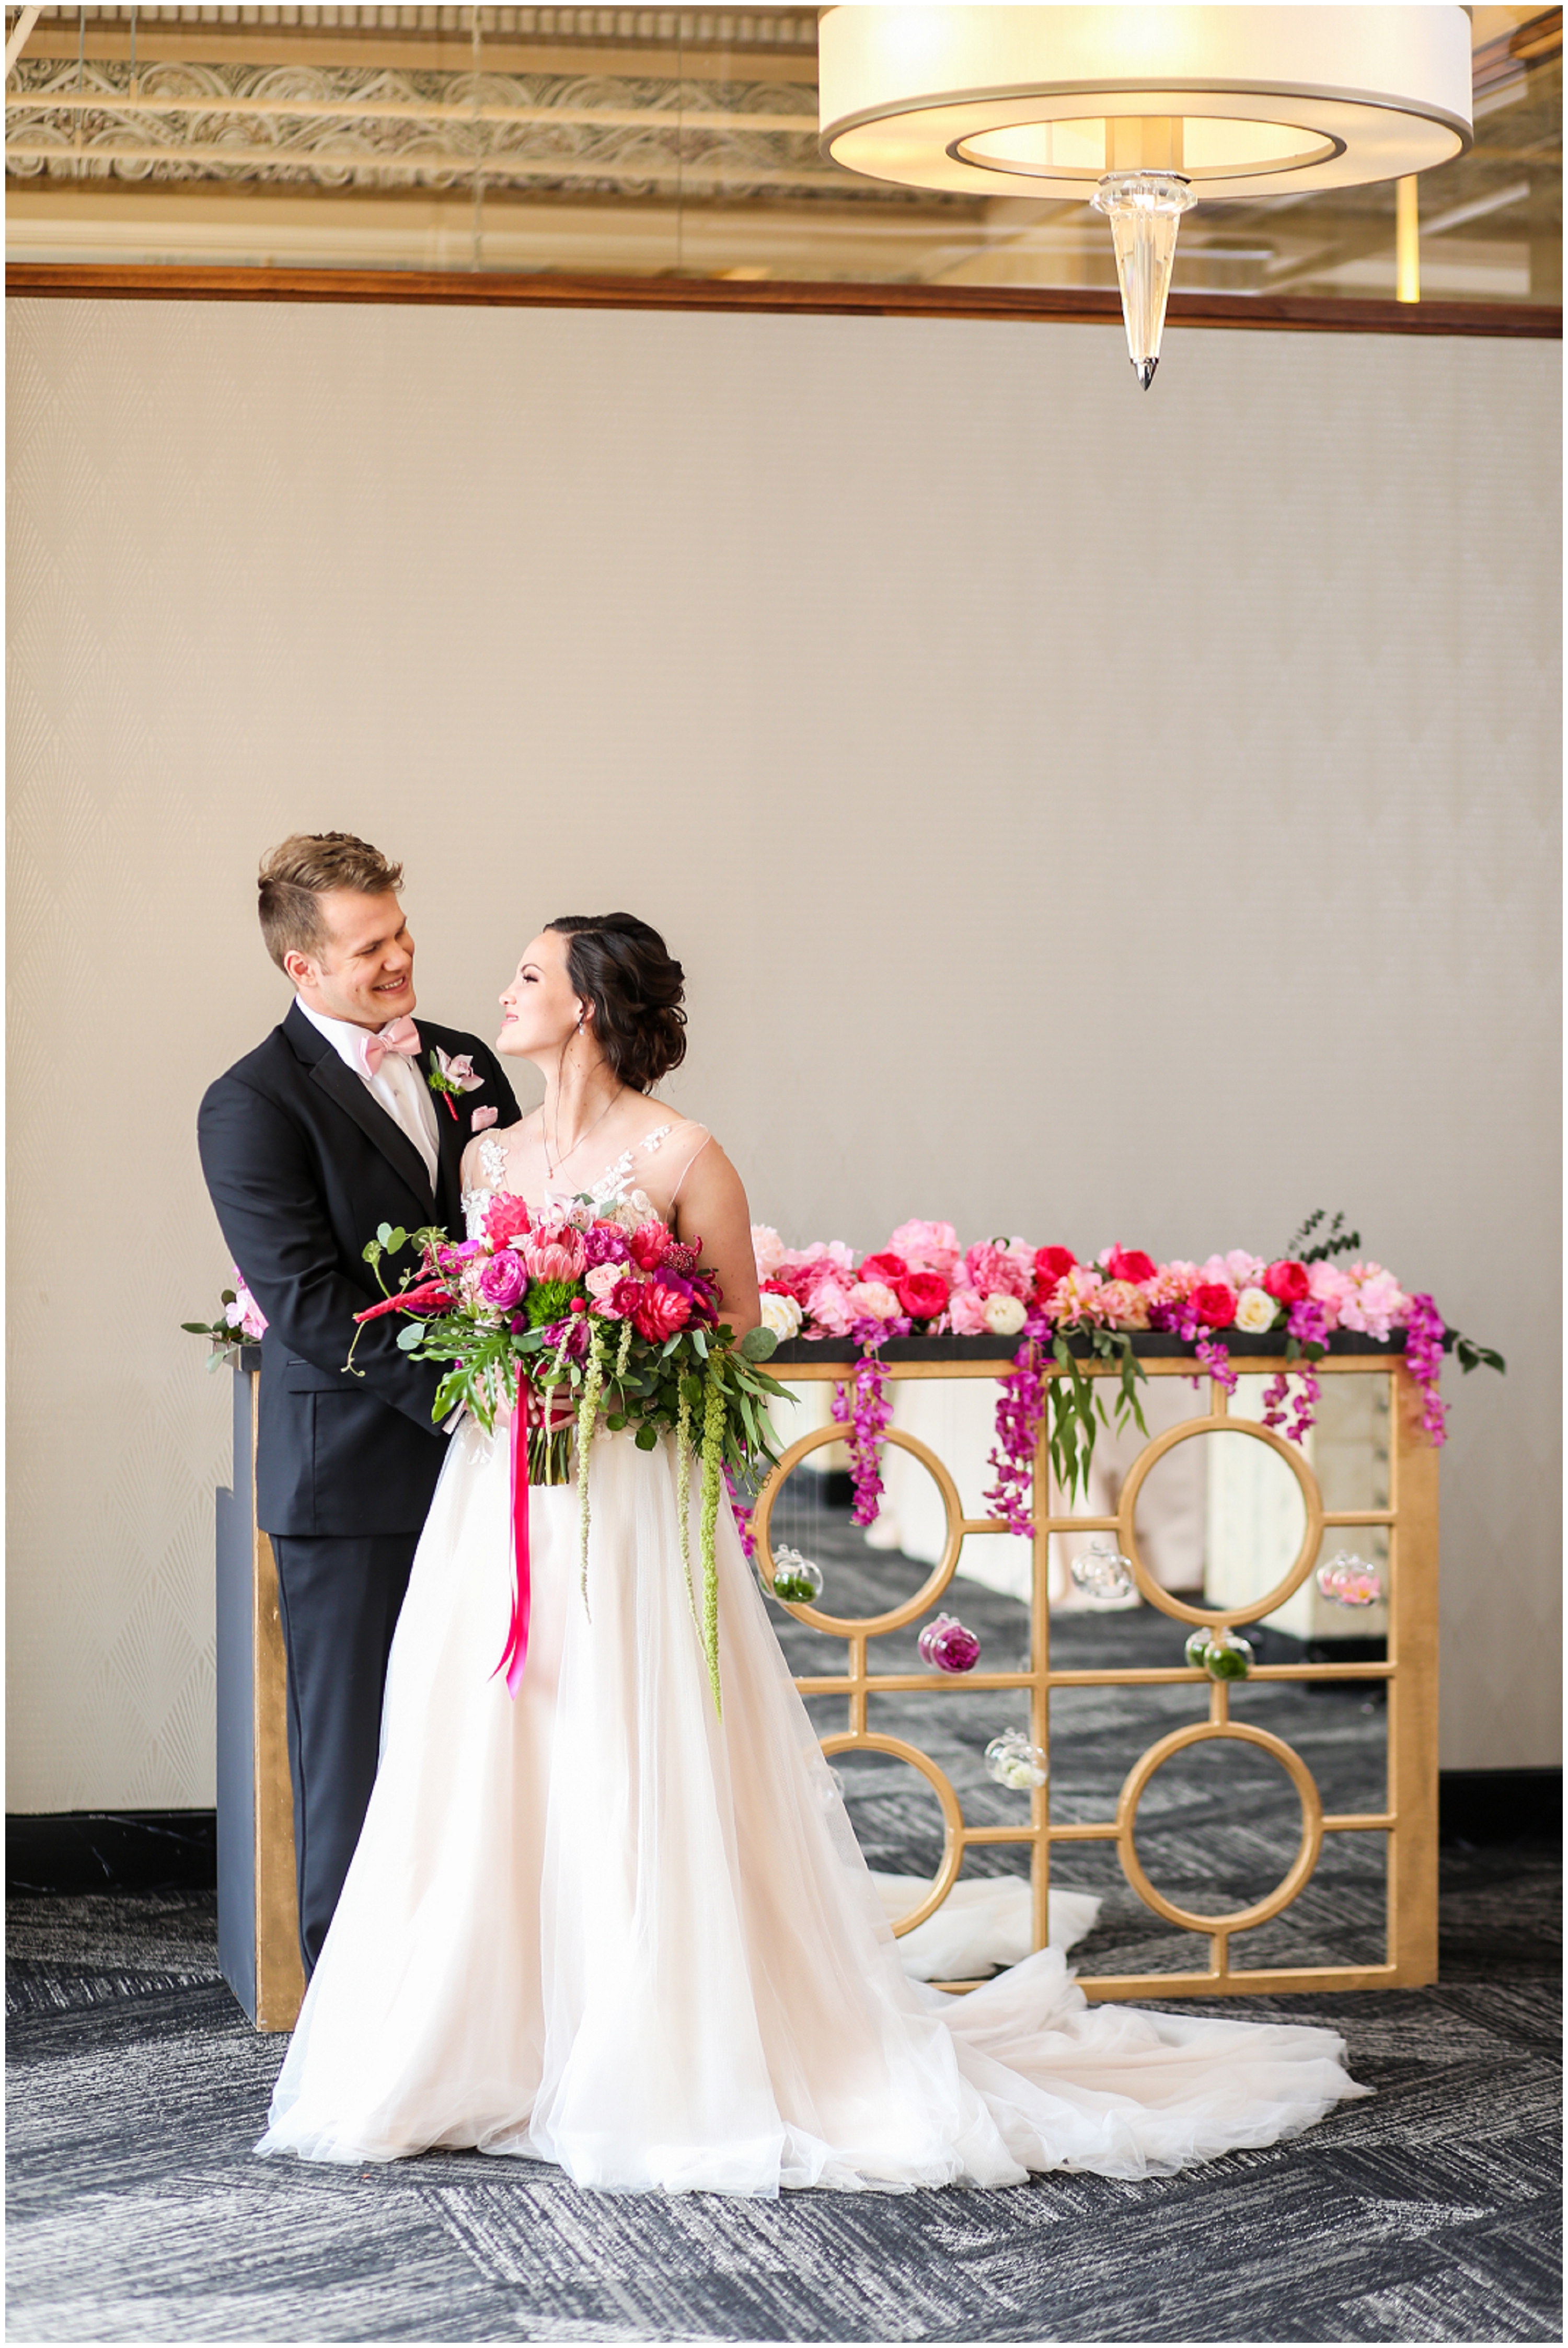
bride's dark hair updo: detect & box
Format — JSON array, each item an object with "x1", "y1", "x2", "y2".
[{"x1": 547, "y1": 913, "x2": 687, "y2": 1092}]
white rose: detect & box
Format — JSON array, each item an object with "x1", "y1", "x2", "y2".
[
  {"x1": 1234, "y1": 1285, "x2": 1277, "y2": 1333},
  {"x1": 760, "y1": 1290, "x2": 803, "y2": 1341},
  {"x1": 982, "y1": 1291, "x2": 1028, "y2": 1337}
]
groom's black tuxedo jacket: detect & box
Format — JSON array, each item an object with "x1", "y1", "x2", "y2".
[{"x1": 198, "y1": 1001, "x2": 520, "y2": 1537}]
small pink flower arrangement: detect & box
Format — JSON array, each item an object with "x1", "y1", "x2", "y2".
[{"x1": 182, "y1": 1268, "x2": 267, "y2": 1367}]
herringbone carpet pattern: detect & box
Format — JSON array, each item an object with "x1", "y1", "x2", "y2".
[{"x1": 7, "y1": 1534, "x2": 1560, "y2": 2342}]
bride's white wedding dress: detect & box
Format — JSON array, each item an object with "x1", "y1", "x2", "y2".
[{"x1": 258, "y1": 1136, "x2": 1368, "y2": 2195}]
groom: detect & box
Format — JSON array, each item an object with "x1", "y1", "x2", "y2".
[{"x1": 198, "y1": 833, "x2": 520, "y2": 1974}]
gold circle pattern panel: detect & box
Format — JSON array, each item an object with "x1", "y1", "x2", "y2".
[
  {"x1": 1114, "y1": 1404, "x2": 1325, "y2": 1629},
  {"x1": 820, "y1": 1730, "x2": 966, "y2": 1937},
  {"x1": 751, "y1": 1418, "x2": 966, "y2": 1636},
  {"x1": 1116, "y1": 1720, "x2": 1326, "y2": 1935}
]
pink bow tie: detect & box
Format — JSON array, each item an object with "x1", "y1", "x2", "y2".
[{"x1": 363, "y1": 1016, "x2": 421, "y2": 1077}]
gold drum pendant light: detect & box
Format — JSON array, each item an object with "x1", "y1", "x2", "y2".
[{"x1": 819, "y1": 6, "x2": 1473, "y2": 385}]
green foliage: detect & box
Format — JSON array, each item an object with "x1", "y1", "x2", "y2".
[
  {"x1": 1047, "y1": 1327, "x2": 1148, "y2": 1502},
  {"x1": 1281, "y1": 1208, "x2": 1361, "y2": 1265},
  {"x1": 1454, "y1": 1332, "x2": 1506, "y2": 1376}
]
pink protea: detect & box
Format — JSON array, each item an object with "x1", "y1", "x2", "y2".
[{"x1": 524, "y1": 1228, "x2": 586, "y2": 1284}]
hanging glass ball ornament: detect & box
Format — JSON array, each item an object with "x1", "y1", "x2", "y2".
[
  {"x1": 1317, "y1": 1551, "x2": 1383, "y2": 1608},
  {"x1": 769, "y1": 1546, "x2": 824, "y2": 1605},
  {"x1": 1185, "y1": 1625, "x2": 1254, "y2": 1681},
  {"x1": 918, "y1": 1613, "x2": 981, "y2": 1672},
  {"x1": 1070, "y1": 1537, "x2": 1136, "y2": 1605},
  {"x1": 984, "y1": 1729, "x2": 1048, "y2": 1791}
]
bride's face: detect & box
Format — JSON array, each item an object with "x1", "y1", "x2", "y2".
[{"x1": 498, "y1": 930, "x2": 582, "y2": 1060}]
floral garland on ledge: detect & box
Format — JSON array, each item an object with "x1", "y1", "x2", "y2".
[{"x1": 749, "y1": 1211, "x2": 1503, "y2": 1527}]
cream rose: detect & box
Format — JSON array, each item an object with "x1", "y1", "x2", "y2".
[
  {"x1": 847, "y1": 1280, "x2": 900, "y2": 1323},
  {"x1": 1233, "y1": 1285, "x2": 1277, "y2": 1333},
  {"x1": 760, "y1": 1290, "x2": 803, "y2": 1342},
  {"x1": 982, "y1": 1291, "x2": 1028, "y2": 1337}
]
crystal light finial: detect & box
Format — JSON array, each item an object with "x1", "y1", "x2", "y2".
[{"x1": 1092, "y1": 171, "x2": 1196, "y2": 389}]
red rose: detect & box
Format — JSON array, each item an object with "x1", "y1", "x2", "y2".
[
  {"x1": 629, "y1": 1221, "x2": 670, "y2": 1271},
  {"x1": 1192, "y1": 1282, "x2": 1237, "y2": 1328},
  {"x1": 483, "y1": 1193, "x2": 532, "y2": 1249},
  {"x1": 859, "y1": 1251, "x2": 908, "y2": 1286},
  {"x1": 1035, "y1": 1246, "x2": 1077, "y2": 1285},
  {"x1": 897, "y1": 1270, "x2": 950, "y2": 1320},
  {"x1": 1263, "y1": 1259, "x2": 1310, "y2": 1304},
  {"x1": 1108, "y1": 1246, "x2": 1157, "y2": 1284},
  {"x1": 632, "y1": 1282, "x2": 690, "y2": 1342}
]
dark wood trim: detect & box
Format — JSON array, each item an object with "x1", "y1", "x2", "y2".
[{"x1": 5, "y1": 263, "x2": 1561, "y2": 338}]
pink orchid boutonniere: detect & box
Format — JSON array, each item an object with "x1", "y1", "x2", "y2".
[{"x1": 426, "y1": 1046, "x2": 485, "y2": 1122}]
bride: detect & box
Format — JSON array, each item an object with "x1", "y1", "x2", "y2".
[{"x1": 259, "y1": 911, "x2": 1368, "y2": 2194}]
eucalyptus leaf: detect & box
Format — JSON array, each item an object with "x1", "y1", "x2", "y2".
[{"x1": 740, "y1": 1325, "x2": 778, "y2": 1361}]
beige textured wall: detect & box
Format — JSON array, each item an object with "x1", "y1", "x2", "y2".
[{"x1": 7, "y1": 297, "x2": 1560, "y2": 1808}]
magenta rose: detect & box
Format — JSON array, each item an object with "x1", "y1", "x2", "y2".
[
  {"x1": 1108, "y1": 1246, "x2": 1157, "y2": 1285},
  {"x1": 1191, "y1": 1282, "x2": 1238, "y2": 1328},
  {"x1": 477, "y1": 1250, "x2": 528, "y2": 1311},
  {"x1": 1263, "y1": 1259, "x2": 1311, "y2": 1304},
  {"x1": 897, "y1": 1270, "x2": 950, "y2": 1320}
]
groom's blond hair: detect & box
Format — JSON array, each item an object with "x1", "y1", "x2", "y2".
[{"x1": 258, "y1": 832, "x2": 405, "y2": 971}]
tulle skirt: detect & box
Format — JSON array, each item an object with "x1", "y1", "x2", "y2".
[{"x1": 258, "y1": 1422, "x2": 1368, "y2": 2194}]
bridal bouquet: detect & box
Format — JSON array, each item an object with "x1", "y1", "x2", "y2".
[{"x1": 348, "y1": 1195, "x2": 786, "y2": 1714}]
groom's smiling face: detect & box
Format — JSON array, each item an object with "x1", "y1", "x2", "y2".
[{"x1": 285, "y1": 888, "x2": 418, "y2": 1031}]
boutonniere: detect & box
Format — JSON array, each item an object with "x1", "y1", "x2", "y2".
[{"x1": 426, "y1": 1046, "x2": 485, "y2": 1121}]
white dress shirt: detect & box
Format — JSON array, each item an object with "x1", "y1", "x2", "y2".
[{"x1": 296, "y1": 998, "x2": 441, "y2": 1191}]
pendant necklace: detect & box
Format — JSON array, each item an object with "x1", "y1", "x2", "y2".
[{"x1": 543, "y1": 1083, "x2": 622, "y2": 1182}]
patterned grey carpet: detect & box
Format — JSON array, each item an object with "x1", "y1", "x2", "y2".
[{"x1": 7, "y1": 1516, "x2": 1561, "y2": 2344}]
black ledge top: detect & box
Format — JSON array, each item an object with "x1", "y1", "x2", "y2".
[{"x1": 768, "y1": 1328, "x2": 1416, "y2": 1366}]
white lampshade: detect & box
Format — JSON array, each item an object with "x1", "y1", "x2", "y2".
[{"x1": 819, "y1": 6, "x2": 1473, "y2": 201}]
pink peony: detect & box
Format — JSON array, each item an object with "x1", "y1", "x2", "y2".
[
  {"x1": 751, "y1": 1224, "x2": 786, "y2": 1280},
  {"x1": 1343, "y1": 1263, "x2": 1410, "y2": 1340},
  {"x1": 858, "y1": 1251, "x2": 908, "y2": 1287},
  {"x1": 477, "y1": 1250, "x2": 528, "y2": 1310},
  {"x1": 483, "y1": 1193, "x2": 532, "y2": 1249},
  {"x1": 632, "y1": 1282, "x2": 690, "y2": 1342},
  {"x1": 947, "y1": 1286, "x2": 989, "y2": 1336},
  {"x1": 887, "y1": 1220, "x2": 963, "y2": 1278},
  {"x1": 808, "y1": 1277, "x2": 858, "y2": 1337},
  {"x1": 963, "y1": 1241, "x2": 1032, "y2": 1300},
  {"x1": 1306, "y1": 1261, "x2": 1354, "y2": 1329}
]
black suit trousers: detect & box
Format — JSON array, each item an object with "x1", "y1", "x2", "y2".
[{"x1": 271, "y1": 1530, "x2": 418, "y2": 1975}]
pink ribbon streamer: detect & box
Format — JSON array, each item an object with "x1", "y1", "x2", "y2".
[{"x1": 493, "y1": 1369, "x2": 531, "y2": 1698}]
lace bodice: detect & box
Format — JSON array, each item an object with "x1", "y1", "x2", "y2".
[{"x1": 461, "y1": 1122, "x2": 689, "y2": 1239}]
